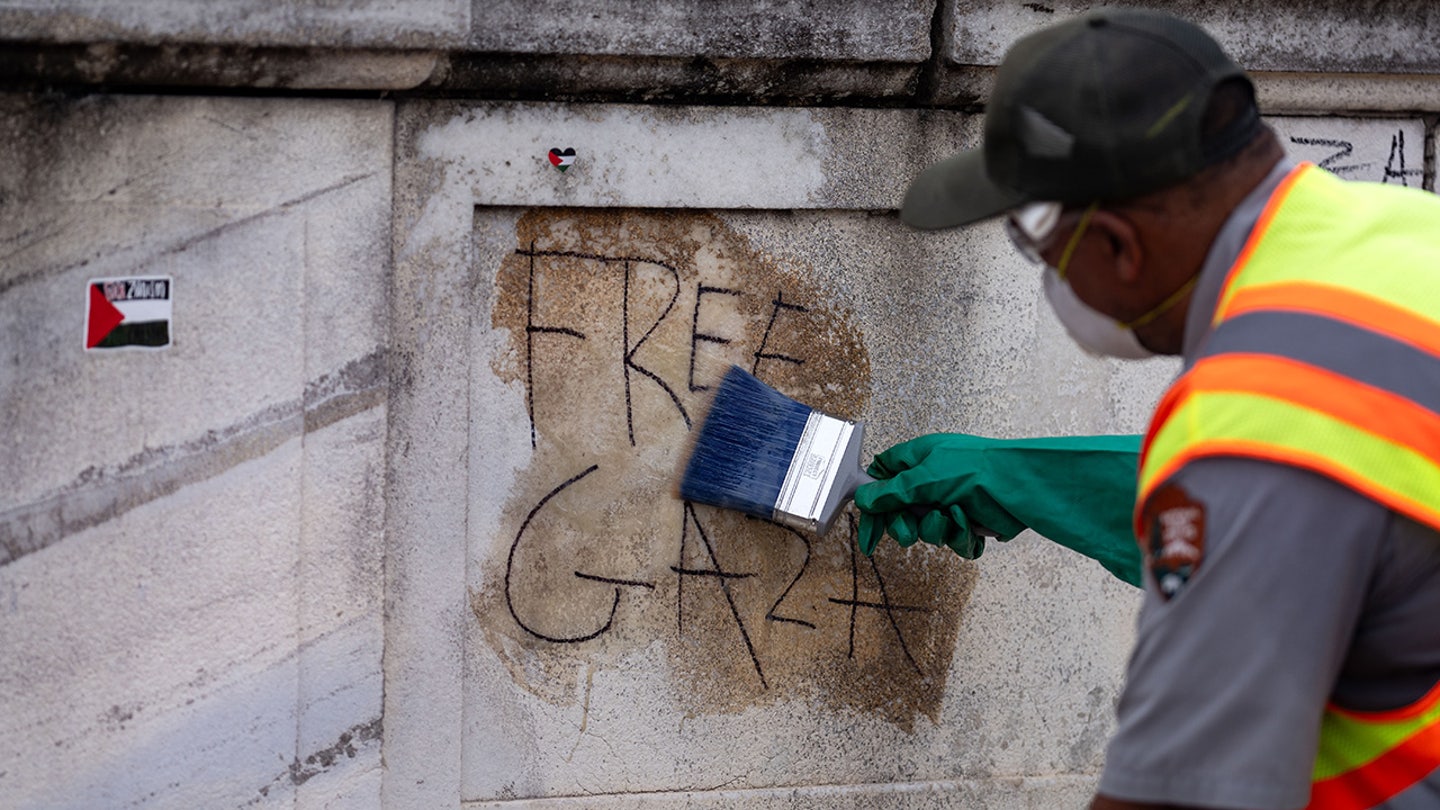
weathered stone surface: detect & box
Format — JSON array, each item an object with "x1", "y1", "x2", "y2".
[
  {"x1": 948, "y1": 0, "x2": 1440, "y2": 73},
  {"x1": 0, "y1": 43, "x2": 443, "y2": 91},
  {"x1": 1255, "y1": 72, "x2": 1440, "y2": 116},
  {"x1": 459, "y1": 774, "x2": 1097, "y2": 807},
  {"x1": 5, "y1": 1, "x2": 1440, "y2": 109},
  {"x1": 389, "y1": 99, "x2": 1149, "y2": 806},
  {"x1": 1, "y1": 5, "x2": 1438, "y2": 806},
  {"x1": 932, "y1": 2, "x2": 1440, "y2": 110},
  {"x1": 0, "y1": 94, "x2": 391, "y2": 809},
  {"x1": 385, "y1": 100, "x2": 1432, "y2": 806},
  {"x1": 431, "y1": 52, "x2": 923, "y2": 105},
  {"x1": 0, "y1": 0, "x2": 469, "y2": 48},
  {"x1": 1269, "y1": 117, "x2": 1426, "y2": 188},
  {"x1": 468, "y1": 0, "x2": 934, "y2": 61}
]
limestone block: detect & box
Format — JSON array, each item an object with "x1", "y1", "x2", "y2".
[
  {"x1": 0, "y1": 44, "x2": 445, "y2": 92},
  {"x1": 468, "y1": 0, "x2": 933, "y2": 61},
  {"x1": 390, "y1": 100, "x2": 1152, "y2": 808},
  {"x1": 0, "y1": 94, "x2": 391, "y2": 808},
  {"x1": 1268, "y1": 117, "x2": 1427, "y2": 189},
  {"x1": 0, "y1": 0, "x2": 469, "y2": 48},
  {"x1": 948, "y1": 0, "x2": 1440, "y2": 73},
  {"x1": 1254, "y1": 74, "x2": 1440, "y2": 117}
]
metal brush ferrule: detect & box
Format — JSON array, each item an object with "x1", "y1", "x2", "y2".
[{"x1": 773, "y1": 412, "x2": 856, "y2": 533}]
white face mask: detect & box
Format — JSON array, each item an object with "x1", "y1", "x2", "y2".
[{"x1": 1042, "y1": 267, "x2": 1155, "y2": 359}]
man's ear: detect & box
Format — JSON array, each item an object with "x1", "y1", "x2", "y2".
[{"x1": 1090, "y1": 210, "x2": 1144, "y2": 284}]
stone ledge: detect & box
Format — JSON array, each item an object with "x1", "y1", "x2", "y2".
[
  {"x1": 0, "y1": 42, "x2": 443, "y2": 92},
  {"x1": 10, "y1": 45, "x2": 1440, "y2": 118},
  {"x1": 947, "y1": 0, "x2": 1440, "y2": 75},
  {"x1": 938, "y1": 67, "x2": 1440, "y2": 116},
  {"x1": 0, "y1": 1, "x2": 469, "y2": 49}
]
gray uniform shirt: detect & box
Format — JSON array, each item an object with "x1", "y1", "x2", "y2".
[{"x1": 1097, "y1": 161, "x2": 1440, "y2": 809}]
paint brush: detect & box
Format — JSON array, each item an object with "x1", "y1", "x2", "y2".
[{"x1": 678, "y1": 365, "x2": 874, "y2": 536}]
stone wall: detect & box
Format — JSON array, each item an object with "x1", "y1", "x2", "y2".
[{"x1": 1, "y1": 2, "x2": 1436, "y2": 809}]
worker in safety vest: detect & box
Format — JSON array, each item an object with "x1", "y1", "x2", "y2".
[{"x1": 854, "y1": 7, "x2": 1440, "y2": 810}]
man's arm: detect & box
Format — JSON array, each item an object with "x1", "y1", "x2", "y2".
[
  {"x1": 1096, "y1": 458, "x2": 1383, "y2": 808},
  {"x1": 853, "y1": 433, "x2": 1144, "y2": 583}
]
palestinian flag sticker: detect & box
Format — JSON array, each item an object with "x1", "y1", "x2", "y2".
[
  {"x1": 85, "y1": 276, "x2": 173, "y2": 351},
  {"x1": 547, "y1": 147, "x2": 576, "y2": 172}
]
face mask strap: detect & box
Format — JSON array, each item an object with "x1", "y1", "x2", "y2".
[
  {"x1": 1055, "y1": 201, "x2": 1099, "y2": 280},
  {"x1": 1053, "y1": 202, "x2": 1197, "y2": 333},
  {"x1": 1123, "y1": 272, "x2": 1200, "y2": 329}
]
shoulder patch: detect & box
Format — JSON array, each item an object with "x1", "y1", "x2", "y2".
[{"x1": 1143, "y1": 483, "x2": 1207, "y2": 601}]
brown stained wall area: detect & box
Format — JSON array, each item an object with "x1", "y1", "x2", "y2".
[{"x1": 473, "y1": 208, "x2": 975, "y2": 730}]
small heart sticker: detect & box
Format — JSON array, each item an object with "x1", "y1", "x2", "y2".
[{"x1": 548, "y1": 147, "x2": 576, "y2": 172}]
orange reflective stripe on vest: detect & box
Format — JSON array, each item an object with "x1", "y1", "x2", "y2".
[
  {"x1": 1310, "y1": 681, "x2": 1440, "y2": 809},
  {"x1": 1136, "y1": 163, "x2": 1440, "y2": 809},
  {"x1": 1140, "y1": 353, "x2": 1440, "y2": 535}
]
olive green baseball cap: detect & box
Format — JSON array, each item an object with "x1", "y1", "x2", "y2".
[{"x1": 902, "y1": 7, "x2": 1257, "y2": 230}]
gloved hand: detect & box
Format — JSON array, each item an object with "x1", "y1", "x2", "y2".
[{"x1": 853, "y1": 433, "x2": 1144, "y2": 587}]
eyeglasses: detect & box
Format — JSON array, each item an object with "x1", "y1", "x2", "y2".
[
  {"x1": 1004, "y1": 201, "x2": 1098, "y2": 280},
  {"x1": 1004, "y1": 201, "x2": 1063, "y2": 265}
]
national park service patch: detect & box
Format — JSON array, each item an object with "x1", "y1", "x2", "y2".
[{"x1": 1143, "y1": 483, "x2": 1206, "y2": 601}]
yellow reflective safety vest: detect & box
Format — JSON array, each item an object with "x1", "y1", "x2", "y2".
[{"x1": 1136, "y1": 163, "x2": 1440, "y2": 809}]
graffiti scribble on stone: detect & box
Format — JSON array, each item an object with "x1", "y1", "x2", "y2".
[{"x1": 475, "y1": 208, "x2": 974, "y2": 729}]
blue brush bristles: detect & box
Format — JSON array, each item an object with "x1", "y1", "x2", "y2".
[{"x1": 680, "y1": 365, "x2": 813, "y2": 518}]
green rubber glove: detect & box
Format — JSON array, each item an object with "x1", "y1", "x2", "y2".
[{"x1": 853, "y1": 433, "x2": 1144, "y2": 587}]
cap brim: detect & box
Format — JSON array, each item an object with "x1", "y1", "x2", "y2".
[{"x1": 900, "y1": 149, "x2": 1029, "y2": 230}]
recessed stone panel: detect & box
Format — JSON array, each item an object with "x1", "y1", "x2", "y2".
[
  {"x1": 391, "y1": 100, "x2": 1150, "y2": 807},
  {"x1": 0, "y1": 94, "x2": 391, "y2": 809},
  {"x1": 465, "y1": 204, "x2": 974, "y2": 797}
]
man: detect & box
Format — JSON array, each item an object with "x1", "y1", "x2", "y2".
[{"x1": 855, "y1": 7, "x2": 1440, "y2": 809}]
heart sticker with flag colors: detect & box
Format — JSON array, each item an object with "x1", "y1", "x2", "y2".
[{"x1": 548, "y1": 147, "x2": 576, "y2": 172}]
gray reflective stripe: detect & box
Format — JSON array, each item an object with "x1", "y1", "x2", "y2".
[
  {"x1": 1199, "y1": 310, "x2": 1440, "y2": 415},
  {"x1": 1378, "y1": 764, "x2": 1440, "y2": 810},
  {"x1": 1181, "y1": 159, "x2": 1296, "y2": 364}
]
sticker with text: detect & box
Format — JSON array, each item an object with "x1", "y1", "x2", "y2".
[{"x1": 85, "y1": 276, "x2": 173, "y2": 351}]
